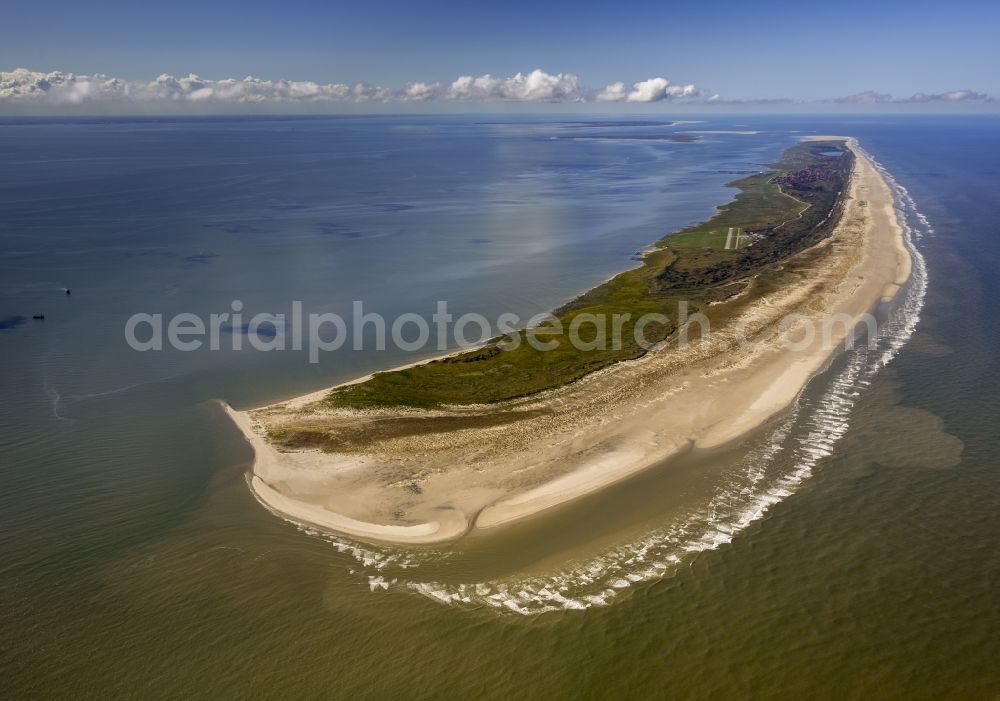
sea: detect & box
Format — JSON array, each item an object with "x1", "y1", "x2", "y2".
[{"x1": 1, "y1": 114, "x2": 997, "y2": 698}]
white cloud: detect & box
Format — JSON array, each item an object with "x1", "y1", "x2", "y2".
[
  {"x1": 626, "y1": 77, "x2": 671, "y2": 103},
  {"x1": 935, "y1": 90, "x2": 993, "y2": 102},
  {"x1": 3, "y1": 68, "x2": 994, "y2": 110},
  {"x1": 835, "y1": 89, "x2": 994, "y2": 104},
  {"x1": 0, "y1": 67, "x2": 716, "y2": 107},
  {"x1": 402, "y1": 81, "x2": 443, "y2": 101},
  {"x1": 445, "y1": 70, "x2": 584, "y2": 101},
  {"x1": 595, "y1": 81, "x2": 626, "y2": 102},
  {"x1": 0, "y1": 68, "x2": 372, "y2": 105},
  {"x1": 634, "y1": 78, "x2": 700, "y2": 102},
  {"x1": 595, "y1": 77, "x2": 709, "y2": 103}
]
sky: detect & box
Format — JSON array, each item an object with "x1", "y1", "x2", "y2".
[{"x1": 1, "y1": 0, "x2": 997, "y2": 111}]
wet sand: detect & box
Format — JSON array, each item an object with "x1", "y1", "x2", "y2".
[{"x1": 225, "y1": 137, "x2": 911, "y2": 544}]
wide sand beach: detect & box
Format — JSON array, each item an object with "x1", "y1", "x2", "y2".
[{"x1": 224, "y1": 137, "x2": 911, "y2": 545}]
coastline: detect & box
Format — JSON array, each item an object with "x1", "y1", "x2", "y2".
[
  {"x1": 224, "y1": 137, "x2": 912, "y2": 545},
  {"x1": 224, "y1": 404, "x2": 472, "y2": 542}
]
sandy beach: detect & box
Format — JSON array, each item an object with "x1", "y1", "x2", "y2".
[{"x1": 224, "y1": 137, "x2": 911, "y2": 545}]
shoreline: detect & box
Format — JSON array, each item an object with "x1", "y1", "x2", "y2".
[
  {"x1": 224, "y1": 137, "x2": 911, "y2": 545},
  {"x1": 224, "y1": 402, "x2": 473, "y2": 543}
]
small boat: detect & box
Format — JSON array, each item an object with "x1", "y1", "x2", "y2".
[{"x1": 32, "y1": 314, "x2": 45, "y2": 320}]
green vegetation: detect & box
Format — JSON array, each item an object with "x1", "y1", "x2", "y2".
[
  {"x1": 668, "y1": 226, "x2": 751, "y2": 251},
  {"x1": 328, "y1": 140, "x2": 852, "y2": 410},
  {"x1": 666, "y1": 174, "x2": 803, "y2": 251}
]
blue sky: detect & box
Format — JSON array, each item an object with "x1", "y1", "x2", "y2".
[{"x1": 1, "y1": 0, "x2": 997, "y2": 108}]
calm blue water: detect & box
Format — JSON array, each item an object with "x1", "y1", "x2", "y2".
[
  {"x1": 0, "y1": 116, "x2": 799, "y2": 409},
  {"x1": 1, "y1": 115, "x2": 997, "y2": 698}
]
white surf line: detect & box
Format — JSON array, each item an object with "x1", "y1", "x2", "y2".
[
  {"x1": 300, "y1": 145, "x2": 929, "y2": 616},
  {"x1": 400, "y1": 188, "x2": 929, "y2": 615},
  {"x1": 339, "y1": 153, "x2": 931, "y2": 616}
]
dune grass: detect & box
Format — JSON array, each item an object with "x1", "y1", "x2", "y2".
[{"x1": 327, "y1": 140, "x2": 851, "y2": 409}]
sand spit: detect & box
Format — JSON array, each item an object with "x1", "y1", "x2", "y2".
[{"x1": 224, "y1": 138, "x2": 910, "y2": 544}]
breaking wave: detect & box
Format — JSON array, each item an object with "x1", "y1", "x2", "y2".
[{"x1": 310, "y1": 149, "x2": 929, "y2": 615}]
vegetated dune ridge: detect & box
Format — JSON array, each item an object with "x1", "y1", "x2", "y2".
[{"x1": 224, "y1": 137, "x2": 911, "y2": 545}]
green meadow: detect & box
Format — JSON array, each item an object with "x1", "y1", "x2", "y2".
[{"x1": 326, "y1": 140, "x2": 850, "y2": 409}]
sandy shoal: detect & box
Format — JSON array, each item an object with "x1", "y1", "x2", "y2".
[{"x1": 224, "y1": 138, "x2": 911, "y2": 544}]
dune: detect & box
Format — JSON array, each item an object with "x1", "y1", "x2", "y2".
[{"x1": 224, "y1": 137, "x2": 910, "y2": 544}]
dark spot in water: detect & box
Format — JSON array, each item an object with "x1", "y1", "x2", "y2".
[
  {"x1": 316, "y1": 222, "x2": 363, "y2": 238},
  {"x1": 218, "y1": 223, "x2": 259, "y2": 234},
  {"x1": 371, "y1": 203, "x2": 415, "y2": 212},
  {"x1": 182, "y1": 252, "x2": 220, "y2": 265},
  {"x1": 469, "y1": 238, "x2": 491, "y2": 245},
  {"x1": 0, "y1": 315, "x2": 27, "y2": 331}
]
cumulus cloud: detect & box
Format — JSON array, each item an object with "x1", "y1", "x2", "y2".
[
  {"x1": 0, "y1": 67, "x2": 711, "y2": 107},
  {"x1": 444, "y1": 70, "x2": 584, "y2": 101},
  {"x1": 595, "y1": 82, "x2": 627, "y2": 102},
  {"x1": 402, "y1": 81, "x2": 443, "y2": 101},
  {"x1": 3, "y1": 68, "x2": 994, "y2": 110},
  {"x1": 627, "y1": 77, "x2": 672, "y2": 103},
  {"x1": 0, "y1": 68, "x2": 376, "y2": 104},
  {"x1": 595, "y1": 77, "x2": 710, "y2": 103},
  {"x1": 835, "y1": 89, "x2": 994, "y2": 104}
]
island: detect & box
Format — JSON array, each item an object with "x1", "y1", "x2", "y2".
[{"x1": 224, "y1": 136, "x2": 912, "y2": 544}]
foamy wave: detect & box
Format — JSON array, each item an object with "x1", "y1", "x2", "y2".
[
  {"x1": 293, "y1": 525, "x2": 447, "y2": 570},
  {"x1": 313, "y1": 147, "x2": 930, "y2": 615}
]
